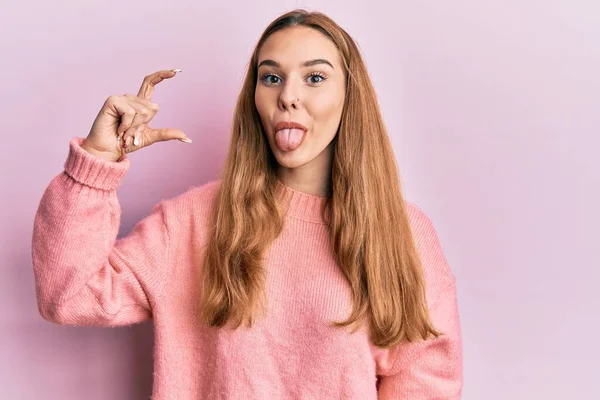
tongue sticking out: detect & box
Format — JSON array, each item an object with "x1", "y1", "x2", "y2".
[{"x1": 275, "y1": 128, "x2": 305, "y2": 152}]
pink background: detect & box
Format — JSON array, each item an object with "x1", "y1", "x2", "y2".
[{"x1": 2, "y1": 0, "x2": 598, "y2": 398}]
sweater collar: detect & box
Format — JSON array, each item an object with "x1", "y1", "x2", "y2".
[{"x1": 275, "y1": 179, "x2": 331, "y2": 224}]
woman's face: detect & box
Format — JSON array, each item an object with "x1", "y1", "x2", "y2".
[{"x1": 255, "y1": 26, "x2": 346, "y2": 171}]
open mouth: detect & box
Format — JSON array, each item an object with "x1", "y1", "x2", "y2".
[{"x1": 274, "y1": 121, "x2": 308, "y2": 152}]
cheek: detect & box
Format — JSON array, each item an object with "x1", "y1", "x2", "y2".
[
  {"x1": 310, "y1": 90, "x2": 344, "y2": 133},
  {"x1": 254, "y1": 88, "x2": 265, "y2": 115},
  {"x1": 254, "y1": 89, "x2": 273, "y2": 130},
  {"x1": 255, "y1": 88, "x2": 277, "y2": 144}
]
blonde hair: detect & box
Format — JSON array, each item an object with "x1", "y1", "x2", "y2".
[{"x1": 198, "y1": 9, "x2": 441, "y2": 348}]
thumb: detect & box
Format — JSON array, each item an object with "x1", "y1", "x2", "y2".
[{"x1": 150, "y1": 127, "x2": 192, "y2": 144}]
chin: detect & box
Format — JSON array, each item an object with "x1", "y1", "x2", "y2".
[{"x1": 271, "y1": 146, "x2": 314, "y2": 169}]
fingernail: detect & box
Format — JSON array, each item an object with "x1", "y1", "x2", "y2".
[
  {"x1": 171, "y1": 69, "x2": 182, "y2": 73},
  {"x1": 178, "y1": 138, "x2": 192, "y2": 143},
  {"x1": 133, "y1": 136, "x2": 139, "y2": 146}
]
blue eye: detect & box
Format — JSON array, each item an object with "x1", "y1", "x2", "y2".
[
  {"x1": 259, "y1": 72, "x2": 327, "y2": 86},
  {"x1": 307, "y1": 73, "x2": 326, "y2": 84},
  {"x1": 260, "y1": 73, "x2": 281, "y2": 85}
]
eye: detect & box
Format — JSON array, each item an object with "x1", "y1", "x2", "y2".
[
  {"x1": 259, "y1": 73, "x2": 282, "y2": 85},
  {"x1": 307, "y1": 72, "x2": 327, "y2": 85}
]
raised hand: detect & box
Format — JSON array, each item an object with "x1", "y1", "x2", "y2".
[{"x1": 82, "y1": 69, "x2": 191, "y2": 162}]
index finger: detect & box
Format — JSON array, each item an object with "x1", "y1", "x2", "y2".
[{"x1": 137, "y1": 69, "x2": 180, "y2": 100}]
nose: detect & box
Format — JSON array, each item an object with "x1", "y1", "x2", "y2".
[{"x1": 278, "y1": 80, "x2": 300, "y2": 111}]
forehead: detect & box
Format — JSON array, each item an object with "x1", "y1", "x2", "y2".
[{"x1": 258, "y1": 26, "x2": 341, "y2": 67}]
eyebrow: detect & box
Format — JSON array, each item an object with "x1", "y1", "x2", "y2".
[{"x1": 257, "y1": 58, "x2": 334, "y2": 70}]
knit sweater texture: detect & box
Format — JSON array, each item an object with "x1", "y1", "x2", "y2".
[{"x1": 31, "y1": 137, "x2": 463, "y2": 399}]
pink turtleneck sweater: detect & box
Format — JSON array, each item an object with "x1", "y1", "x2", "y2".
[{"x1": 31, "y1": 137, "x2": 463, "y2": 399}]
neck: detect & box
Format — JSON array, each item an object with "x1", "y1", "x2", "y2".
[
  {"x1": 276, "y1": 143, "x2": 333, "y2": 198},
  {"x1": 274, "y1": 179, "x2": 330, "y2": 224}
]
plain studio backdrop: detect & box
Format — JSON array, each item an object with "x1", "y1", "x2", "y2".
[{"x1": 1, "y1": 0, "x2": 598, "y2": 399}]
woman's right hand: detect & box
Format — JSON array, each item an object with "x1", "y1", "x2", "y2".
[{"x1": 81, "y1": 69, "x2": 192, "y2": 162}]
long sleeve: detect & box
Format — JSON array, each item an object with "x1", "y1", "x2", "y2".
[
  {"x1": 377, "y1": 205, "x2": 463, "y2": 399},
  {"x1": 377, "y1": 284, "x2": 463, "y2": 399},
  {"x1": 31, "y1": 137, "x2": 171, "y2": 326}
]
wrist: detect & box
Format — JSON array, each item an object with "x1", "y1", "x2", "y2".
[{"x1": 81, "y1": 140, "x2": 121, "y2": 163}]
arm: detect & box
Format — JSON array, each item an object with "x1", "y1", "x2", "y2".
[
  {"x1": 377, "y1": 284, "x2": 463, "y2": 399},
  {"x1": 377, "y1": 204, "x2": 463, "y2": 399},
  {"x1": 31, "y1": 137, "x2": 171, "y2": 326}
]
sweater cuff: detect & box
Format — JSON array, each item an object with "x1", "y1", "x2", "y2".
[{"x1": 64, "y1": 137, "x2": 130, "y2": 191}]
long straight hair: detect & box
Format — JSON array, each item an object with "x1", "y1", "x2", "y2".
[{"x1": 198, "y1": 9, "x2": 441, "y2": 348}]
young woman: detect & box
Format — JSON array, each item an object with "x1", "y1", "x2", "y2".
[{"x1": 32, "y1": 9, "x2": 463, "y2": 399}]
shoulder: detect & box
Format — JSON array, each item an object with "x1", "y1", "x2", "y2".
[
  {"x1": 404, "y1": 201, "x2": 456, "y2": 292},
  {"x1": 405, "y1": 201, "x2": 431, "y2": 228},
  {"x1": 404, "y1": 201, "x2": 441, "y2": 248},
  {"x1": 161, "y1": 179, "x2": 222, "y2": 210},
  {"x1": 155, "y1": 179, "x2": 222, "y2": 238}
]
